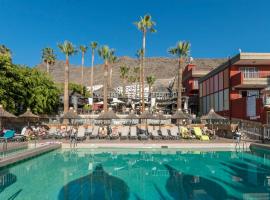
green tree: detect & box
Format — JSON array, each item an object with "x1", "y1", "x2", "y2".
[
  {"x1": 79, "y1": 45, "x2": 88, "y2": 91},
  {"x1": 168, "y1": 41, "x2": 190, "y2": 110},
  {"x1": 42, "y1": 47, "x2": 56, "y2": 73},
  {"x1": 90, "y1": 41, "x2": 98, "y2": 96},
  {"x1": 0, "y1": 53, "x2": 60, "y2": 114},
  {"x1": 134, "y1": 14, "x2": 156, "y2": 112},
  {"x1": 58, "y1": 41, "x2": 77, "y2": 113},
  {"x1": 120, "y1": 65, "x2": 130, "y2": 97},
  {"x1": 98, "y1": 45, "x2": 114, "y2": 111},
  {"x1": 146, "y1": 75, "x2": 156, "y2": 98}
]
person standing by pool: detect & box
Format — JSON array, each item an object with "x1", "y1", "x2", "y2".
[{"x1": 69, "y1": 126, "x2": 77, "y2": 148}]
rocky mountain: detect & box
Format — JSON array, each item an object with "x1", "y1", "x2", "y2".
[{"x1": 36, "y1": 57, "x2": 226, "y2": 87}]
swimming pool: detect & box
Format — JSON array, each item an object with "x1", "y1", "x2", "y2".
[{"x1": 1, "y1": 148, "x2": 270, "y2": 200}]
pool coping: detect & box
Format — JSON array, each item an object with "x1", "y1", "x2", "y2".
[
  {"x1": 0, "y1": 143, "x2": 61, "y2": 168},
  {"x1": 60, "y1": 142, "x2": 250, "y2": 150}
]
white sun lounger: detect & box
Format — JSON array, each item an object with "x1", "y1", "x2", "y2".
[
  {"x1": 110, "y1": 126, "x2": 119, "y2": 140},
  {"x1": 130, "y1": 126, "x2": 138, "y2": 140},
  {"x1": 169, "y1": 126, "x2": 180, "y2": 139},
  {"x1": 148, "y1": 126, "x2": 160, "y2": 140},
  {"x1": 119, "y1": 126, "x2": 129, "y2": 139},
  {"x1": 138, "y1": 126, "x2": 148, "y2": 140},
  {"x1": 90, "y1": 126, "x2": 99, "y2": 139},
  {"x1": 160, "y1": 127, "x2": 170, "y2": 139},
  {"x1": 77, "y1": 126, "x2": 86, "y2": 141}
]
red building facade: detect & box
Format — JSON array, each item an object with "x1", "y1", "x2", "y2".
[
  {"x1": 182, "y1": 59, "x2": 226, "y2": 114},
  {"x1": 199, "y1": 53, "x2": 270, "y2": 124}
]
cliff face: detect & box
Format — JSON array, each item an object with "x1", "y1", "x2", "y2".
[{"x1": 36, "y1": 57, "x2": 226, "y2": 87}]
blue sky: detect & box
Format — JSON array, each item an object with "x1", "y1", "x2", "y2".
[{"x1": 0, "y1": 0, "x2": 269, "y2": 67}]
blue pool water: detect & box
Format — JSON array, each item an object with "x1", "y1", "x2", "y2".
[{"x1": 1, "y1": 148, "x2": 270, "y2": 200}]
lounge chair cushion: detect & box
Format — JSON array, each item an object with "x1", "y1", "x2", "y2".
[{"x1": 200, "y1": 135, "x2": 210, "y2": 141}]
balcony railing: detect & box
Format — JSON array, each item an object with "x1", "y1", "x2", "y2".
[{"x1": 242, "y1": 71, "x2": 270, "y2": 79}]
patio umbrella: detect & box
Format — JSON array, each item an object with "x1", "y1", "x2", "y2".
[
  {"x1": 201, "y1": 108, "x2": 226, "y2": 131},
  {"x1": 19, "y1": 108, "x2": 39, "y2": 126},
  {"x1": 96, "y1": 109, "x2": 119, "y2": 125},
  {"x1": 201, "y1": 108, "x2": 226, "y2": 121},
  {"x1": 61, "y1": 107, "x2": 81, "y2": 125},
  {"x1": 125, "y1": 111, "x2": 138, "y2": 125},
  {"x1": 0, "y1": 105, "x2": 16, "y2": 129},
  {"x1": 171, "y1": 109, "x2": 189, "y2": 125},
  {"x1": 111, "y1": 98, "x2": 125, "y2": 104},
  {"x1": 139, "y1": 109, "x2": 155, "y2": 128},
  {"x1": 154, "y1": 111, "x2": 167, "y2": 128}
]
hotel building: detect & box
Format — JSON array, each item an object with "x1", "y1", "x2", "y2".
[{"x1": 199, "y1": 52, "x2": 270, "y2": 124}]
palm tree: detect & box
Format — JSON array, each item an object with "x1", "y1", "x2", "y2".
[
  {"x1": 58, "y1": 41, "x2": 77, "y2": 113},
  {"x1": 146, "y1": 75, "x2": 156, "y2": 98},
  {"x1": 108, "y1": 50, "x2": 117, "y2": 88},
  {"x1": 0, "y1": 45, "x2": 11, "y2": 58},
  {"x1": 134, "y1": 14, "x2": 156, "y2": 112},
  {"x1": 120, "y1": 65, "x2": 130, "y2": 97},
  {"x1": 98, "y1": 45, "x2": 114, "y2": 111},
  {"x1": 168, "y1": 41, "x2": 190, "y2": 110},
  {"x1": 90, "y1": 42, "x2": 98, "y2": 96},
  {"x1": 79, "y1": 45, "x2": 88, "y2": 91},
  {"x1": 42, "y1": 47, "x2": 56, "y2": 73}
]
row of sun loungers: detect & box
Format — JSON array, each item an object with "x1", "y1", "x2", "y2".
[
  {"x1": 0, "y1": 124, "x2": 212, "y2": 144},
  {"x1": 31, "y1": 125, "x2": 211, "y2": 141}
]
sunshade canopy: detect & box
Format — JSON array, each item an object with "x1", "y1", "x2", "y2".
[
  {"x1": 97, "y1": 110, "x2": 119, "y2": 120},
  {"x1": 0, "y1": 105, "x2": 16, "y2": 118},
  {"x1": 111, "y1": 98, "x2": 125, "y2": 104},
  {"x1": 201, "y1": 108, "x2": 226, "y2": 120},
  {"x1": 19, "y1": 108, "x2": 39, "y2": 119},
  {"x1": 62, "y1": 108, "x2": 80, "y2": 119},
  {"x1": 171, "y1": 109, "x2": 189, "y2": 120}
]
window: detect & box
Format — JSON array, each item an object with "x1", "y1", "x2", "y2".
[
  {"x1": 203, "y1": 96, "x2": 207, "y2": 114},
  {"x1": 240, "y1": 90, "x2": 259, "y2": 98},
  {"x1": 214, "y1": 92, "x2": 219, "y2": 111},
  {"x1": 210, "y1": 94, "x2": 214, "y2": 110},
  {"x1": 223, "y1": 69, "x2": 229, "y2": 88},
  {"x1": 239, "y1": 67, "x2": 259, "y2": 78},
  {"x1": 214, "y1": 74, "x2": 219, "y2": 92},
  {"x1": 206, "y1": 95, "x2": 210, "y2": 113},
  {"x1": 219, "y1": 90, "x2": 223, "y2": 111},
  {"x1": 199, "y1": 83, "x2": 203, "y2": 97},
  {"x1": 224, "y1": 89, "x2": 229, "y2": 110},
  {"x1": 218, "y1": 72, "x2": 224, "y2": 90}
]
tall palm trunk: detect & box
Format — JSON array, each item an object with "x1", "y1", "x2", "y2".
[
  {"x1": 177, "y1": 58, "x2": 183, "y2": 110},
  {"x1": 109, "y1": 66, "x2": 112, "y2": 88},
  {"x1": 103, "y1": 61, "x2": 108, "y2": 112},
  {"x1": 81, "y1": 52, "x2": 84, "y2": 93},
  {"x1": 90, "y1": 52, "x2": 95, "y2": 96},
  {"x1": 141, "y1": 31, "x2": 146, "y2": 112},
  {"x1": 46, "y1": 61, "x2": 50, "y2": 73},
  {"x1": 64, "y1": 55, "x2": 69, "y2": 113}
]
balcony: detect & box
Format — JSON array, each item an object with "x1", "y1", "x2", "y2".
[{"x1": 231, "y1": 71, "x2": 270, "y2": 88}]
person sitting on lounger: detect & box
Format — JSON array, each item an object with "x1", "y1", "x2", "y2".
[{"x1": 0, "y1": 127, "x2": 7, "y2": 137}]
